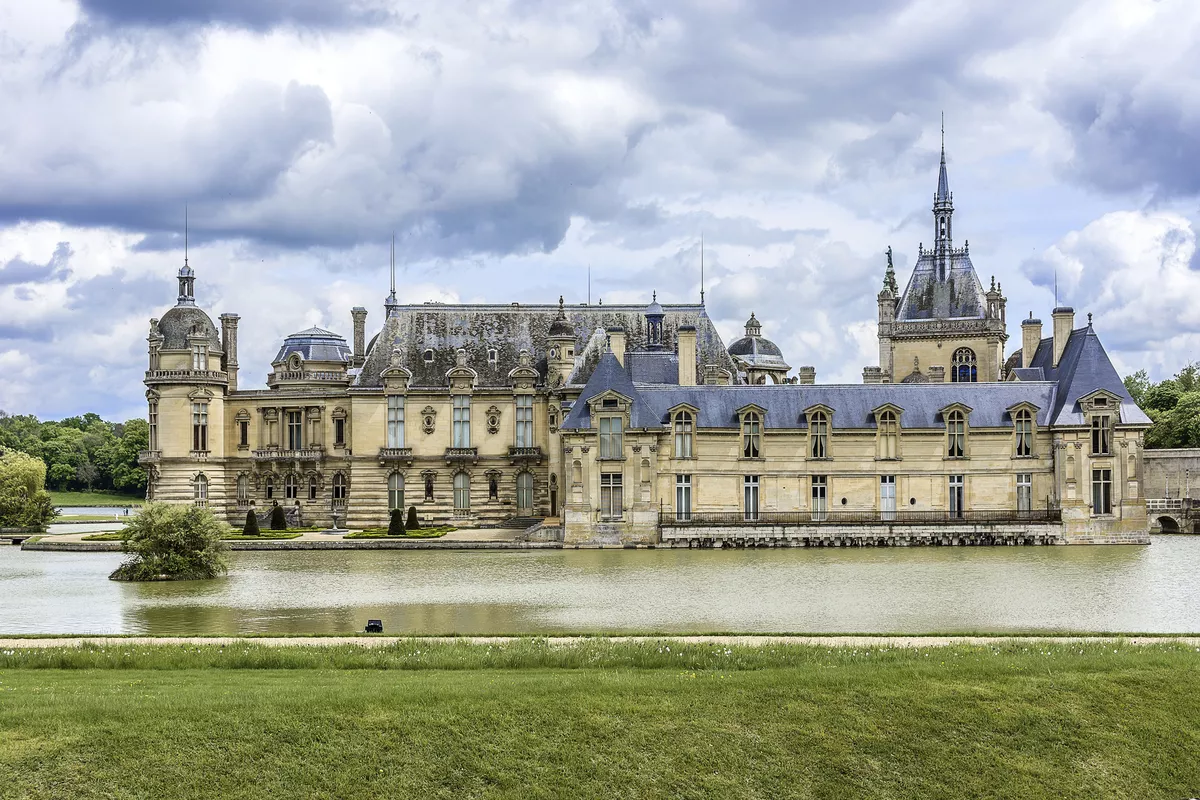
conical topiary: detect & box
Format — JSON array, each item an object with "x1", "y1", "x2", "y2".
[
  {"x1": 388, "y1": 508, "x2": 405, "y2": 536},
  {"x1": 269, "y1": 503, "x2": 287, "y2": 531},
  {"x1": 244, "y1": 509, "x2": 260, "y2": 536},
  {"x1": 406, "y1": 505, "x2": 420, "y2": 531}
]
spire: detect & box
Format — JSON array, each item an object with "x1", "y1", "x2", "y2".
[
  {"x1": 385, "y1": 233, "x2": 399, "y2": 316},
  {"x1": 700, "y1": 231, "x2": 706, "y2": 306},
  {"x1": 177, "y1": 205, "x2": 195, "y2": 306},
  {"x1": 936, "y1": 113, "x2": 951, "y2": 205}
]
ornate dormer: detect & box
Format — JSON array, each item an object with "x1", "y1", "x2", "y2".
[{"x1": 644, "y1": 292, "x2": 665, "y2": 350}]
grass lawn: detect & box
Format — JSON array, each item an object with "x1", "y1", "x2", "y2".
[
  {"x1": 222, "y1": 532, "x2": 303, "y2": 540},
  {"x1": 80, "y1": 532, "x2": 126, "y2": 541},
  {"x1": 346, "y1": 526, "x2": 454, "y2": 539},
  {"x1": 48, "y1": 490, "x2": 144, "y2": 507},
  {"x1": 0, "y1": 640, "x2": 1198, "y2": 799}
]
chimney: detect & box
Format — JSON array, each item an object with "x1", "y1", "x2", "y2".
[
  {"x1": 219, "y1": 313, "x2": 240, "y2": 392},
  {"x1": 1021, "y1": 314, "x2": 1042, "y2": 369},
  {"x1": 607, "y1": 327, "x2": 626, "y2": 366},
  {"x1": 677, "y1": 326, "x2": 697, "y2": 386},
  {"x1": 797, "y1": 366, "x2": 816, "y2": 385},
  {"x1": 862, "y1": 366, "x2": 883, "y2": 384},
  {"x1": 928, "y1": 365, "x2": 946, "y2": 383},
  {"x1": 1052, "y1": 307, "x2": 1074, "y2": 368},
  {"x1": 351, "y1": 307, "x2": 368, "y2": 367}
]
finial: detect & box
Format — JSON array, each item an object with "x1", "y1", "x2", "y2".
[
  {"x1": 990, "y1": 275, "x2": 995, "y2": 291},
  {"x1": 558, "y1": 295, "x2": 564, "y2": 312},
  {"x1": 184, "y1": 205, "x2": 188, "y2": 268},
  {"x1": 940, "y1": 111, "x2": 945, "y2": 155},
  {"x1": 1088, "y1": 312, "x2": 1093, "y2": 326},
  {"x1": 652, "y1": 290, "x2": 657, "y2": 302},
  {"x1": 700, "y1": 231, "x2": 705, "y2": 306}
]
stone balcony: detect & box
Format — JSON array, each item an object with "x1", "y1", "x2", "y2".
[
  {"x1": 444, "y1": 447, "x2": 479, "y2": 464},
  {"x1": 507, "y1": 446, "x2": 544, "y2": 465},
  {"x1": 251, "y1": 448, "x2": 326, "y2": 463},
  {"x1": 144, "y1": 369, "x2": 228, "y2": 386},
  {"x1": 377, "y1": 447, "x2": 414, "y2": 465},
  {"x1": 266, "y1": 370, "x2": 351, "y2": 388},
  {"x1": 137, "y1": 450, "x2": 161, "y2": 464}
]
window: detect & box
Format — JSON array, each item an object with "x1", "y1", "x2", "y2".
[
  {"x1": 949, "y1": 475, "x2": 964, "y2": 518},
  {"x1": 265, "y1": 476, "x2": 274, "y2": 500},
  {"x1": 946, "y1": 411, "x2": 965, "y2": 458},
  {"x1": 238, "y1": 420, "x2": 249, "y2": 448},
  {"x1": 488, "y1": 348, "x2": 498, "y2": 365},
  {"x1": 676, "y1": 474, "x2": 692, "y2": 522},
  {"x1": 878, "y1": 410, "x2": 898, "y2": 459},
  {"x1": 517, "y1": 472, "x2": 533, "y2": 513},
  {"x1": 423, "y1": 349, "x2": 434, "y2": 363},
  {"x1": 452, "y1": 395, "x2": 471, "y2": 448},
  {"x1": 148, "y1": 400, "x2": 158, "y2": 451},
  {"x1": 1014, "y1": 410, "x2": 1033, "y2": 457},
  {"x1": 453, "y1": 472, "x2": 470, "y2": 513},
  {"x1": 1092, "y1": 469, "x2": 1112, "y2": 515},
  {"x1": 191, "y1": 343, "x2": 207, "y2": 371},
  {"x1": 600, "y1": 473, "x2": 623, "y2": 519},
  {"x1": 742, "y1": 412, "x2": 761, "y2": 459},
  {"x1": 334, "y1": 418, "x2": 346, "y2": 447},
  {"x1": 193, "y1": 474, "x2": 208, "y2": 507},
  {"x1": 743, "y1": 475, "x2": 760, "y2": 521},
  {"x1": 951, "y1": 347, "x2": 977, "y2": 383},
  {"x1": 599, "y1": 417, "x2": 623, "y2": 459},
  {"x1": 424, "y1": 474, "x2": 434, "y2": 501},
  {"x1": 308, "y1": 474, "x2": 317, "y2": 501},
  {"x1": 192, "y1": 402, "x2": 208, "y2": 452},
  {"x1": 285, "y1": 474, "x2": 298, "y2": 500},
  {"x1": 332, "y1": 473, "x2": 347, "y2": 506},
  {"x1": 515, "y1": 395, "x2": 534, "y2": 448},
  {"x1": 674, "y1": 411, "x2": 694, "y2": 458},
  {"x1": 387, "y1": 395, "x2": 405, "y2": 448},
  {"x1": 1091, "y1": 414, "x2": 1111, "y2": 456},
  {"x1": 810, "y1": 411, "x2": 828, "y2": 459},
  {"x1": 811, "y1": 476, "x2": 827, "y2": 522},
  {"x1": 236, "y1": 474, "x2": 249, "y2": 504},
  {"x1": 287, "y1": 411, "x2": 303, "y2": 450},
  {"x1": 388, "y1": 473, "x2": 404, "y2": 511},
  {"x1": 1017, "y1": 473, "x2": 1032, "y2": 513},
  {"x1": 880, "y1": 475, "x2": 896, "y2": 521}
]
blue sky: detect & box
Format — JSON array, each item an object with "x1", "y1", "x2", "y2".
[{"x1": 1, "y1": 0, "x2": 1198, "y2": 420}]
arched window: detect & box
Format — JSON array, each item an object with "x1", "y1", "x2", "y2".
[
  {"x1": 332, "y1": 473, "x2": 347, "y2": 506},
  {"x1": 453, "y1": 472, "x2": 470, "y2": 514},
  {"x1": 265, "y1": 476, "x2": 275, "y2": 500},
  {"x1": 1014, "y1": 409, "x2": 1033, "y2": 457},
  {"x1": 947, "y1": 411, "x2": 966, "y2": 458},
  {"x1": 308, "y1": 474, "x2": 317, "y2": 501},
  {"x1": 674, "y1": 411, "x2": 694, "y2": 458},
  {"x1": 951, "y1": 348, "x2": 977, "y2": 383},
  {"x1": 516, "y1": 472, "x2": 533, "y2": 513},
  {"x1": 810, "y1": 411, "x2": 829, "y2": 459},
  {"x1": 878, "y1": 410, "x2": 898, "y2": 459},
  {"x1": 236, "y1": 474, "x2": 249, "y2": 504},
  {"x1": 742, "y1": 411, "x2": 761, "y2": 459},
  {"x1": 193, "y1": 474, "x2": 208, "y2": 507},
  {"x1": 285, "y1": 473, "x2": 298, "y2": 500},
  {"x1": 388, "y1": 473, "x2": 404, "y2": 511}
]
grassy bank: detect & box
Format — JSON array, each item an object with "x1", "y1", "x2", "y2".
[
  {"x1": 0, "y1": 641, "x2": 1198, "y2": 799},
  {"x1": 345, "y1": 526, "x2": 453, "y2": 539},
  {"x1": 48, "y1": 490, "x2": 144, "y2": 507}
]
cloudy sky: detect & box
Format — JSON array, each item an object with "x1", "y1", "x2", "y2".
[{"x1": 1, "y1": 0, "x2": 1198, "y2": 421}]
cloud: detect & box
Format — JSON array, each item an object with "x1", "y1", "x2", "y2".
[
  {"x1": 0, "y1": 242, "x2": 71, "y2": 285},
  {"x1": 75, "y1": 0, "x2": 396, "y2": 31}
]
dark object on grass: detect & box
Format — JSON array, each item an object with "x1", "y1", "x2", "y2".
[
  {"x1": 269, "y1": 504, "x2": 287, "y2": 531},
  {"x1": 365, "y1": 619, "x2": 383, "y2": 633},
  {"x1": 388, "y1": 508, "x2": 405, "y2": 536},
  {"x1": 406, "y1": 505, "x2": 419, "y2": 530},
  {"x1": 244, "y1": 509, "x2": 260, "y2": 536}
]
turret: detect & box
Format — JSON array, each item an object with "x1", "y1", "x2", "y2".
[
  {"x1": 547, "y1": 296, "x2": 576, "y2": 387},
  {"x1": 644, "y1": 292, "x2": 665, "y2": 350}
]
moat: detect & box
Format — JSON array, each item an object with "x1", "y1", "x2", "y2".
[{"x1": 2, "y1": 537, "x2": 1199, "y2": 635}]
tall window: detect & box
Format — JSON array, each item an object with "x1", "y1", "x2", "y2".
[
  {"x1": 308, "y1": 474, "x2": 317, "y2": 501},
  {"x1": 1092, "y1": 469, "x2": 1112, "y2": 515},
  {"x1": 1091, "y1": 414, "x2": 1111, "y2": 456},
  {"x1": 192, "y1": 402, "x2": 208, "y2": 452},
  {"x1": 878, "y1": 411, "x2": 898, "y2": 459},
  {"x1": 880, "y1": 475, "x2": 896, "y2": 521},
  {"x1": 946, "y1": 411, "x2": 965, "y2": 458},
  {"x1": 674, "y1": 411, "x2": 694, "y2": 459},
  {"x1": 387, "y1": 395, "x2": 405, "y2": 448},
  {"x1": 236, "y1": 474, "x2": 249, "y2": 504},
  {"x1": 811, "y1": 476, "x2": 827, "y2": 522},
  {"x1": 951, "y1": 347, "x2": 977, "y2": 383},
  {"x1": 742, "y1": 412, "x2": 761, "y2": 459},
  {"x1": 334, "y1": 418, "x2": 346, "y2": 447},
  {"x1": 238, "y1": 420, "x2": 249, "y2": 448},
  {"x1": 193, "y1": 473, "x2": 208, "y2": 507},
  {"x1": 599, "y1": 417, "x2": 623, "y2": 459},
  {"x1": 516, "y1": 472, "x2": 533, "y2": 513},
  {"x1": 148, "y1": 400, "x2": 158, "y2": 451},
  {"x1": 388, "y1": 472, "x2": 404, "y2": 511},
  {"x1": 600, "y1": 473, "x2": 623, "y2": 519},
  {"x1": 332, "y1": 473, "x2": 347, "y2": 506},
  {"x1": 515, "y1": 395, "x2": 534, "y2": 448},
  {"x1": 453, "y1": 472, "x2": 470, "y2": 513},
  {"x1": 452, "y1": 395, "x2": 471, "y2": 448},
  {"x1": 192, "y1": 343, "x2": 207, "y2": 371},
  {"x1": 265, "y1": 476, "x2": 274, "y2": 500},
  {"x1": 743, "y1": 475, "x2": 759, "y2": 521},
  {"x1": 949, "y1": 475, "x2": 964, "y2": 518},
  {"x1": 1014, "y1": 410, "x2": 1033, "y2": 457},
  {"x1": 285, "y1": 473, "x2": 298, "y2": 500},
  {"x1": 676, "y1": 474, "x2": 692, "y2": 522},
  {"x1": 810, "y1": 411, "x2": 828, "y2": 459},
  {"x1": 287, "y1": 411, "x2": 303, "y2": 450},
  {"x1": 1016, "y1": 473, "x2": 1032, "y2": 513}
]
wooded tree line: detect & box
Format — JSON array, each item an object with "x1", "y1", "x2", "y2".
[
  {"x1": 1124, "y1": 365, "x2": 1200, "y2": 449},
  {"x1": 0, "y1": 411, "x2": 148, "y2": 494}
]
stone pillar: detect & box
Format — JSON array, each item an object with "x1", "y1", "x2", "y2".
[
  {"x1": 1052, "y1": 307, "x2": 1074, "y2": 368},
  {"x1": 351, "y1": 307, "x2": 368, "y2": 367},
  {"x1": 607, "y1": 327, "x2": 626, "y2": 366},
  {"x1": 928, "y1": 365, "x2": 946, "y2": 383},
  {"x1": 862, "y1": 367, "x2": 883, "y2": 384},
  {"x1": 798, "y1": 367, "x2": 816, "y2": 384},
  {"x1": 219, "y1": 313, "x2": 240, "y2": 392}
]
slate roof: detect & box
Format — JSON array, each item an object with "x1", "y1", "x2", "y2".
[
  {"x1": 562, "y1": 353, "x2": 661, "y2": 428},
  {"x1": 273, "y1": 326, "x2": 351, "y2": 364},
  {"x1": 626, "y1": 350, "x2": 679, "y2": 385},
  {"x1": 896, "y1": 249, "x2": 986, "y2": 321},
  {"x1": 156, "y1": 305, "x2": 222, "y2": 351}
]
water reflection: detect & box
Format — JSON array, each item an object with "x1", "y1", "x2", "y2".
[{"x1": 1, "y1": 539, "x2": 1198, "y2": 635}]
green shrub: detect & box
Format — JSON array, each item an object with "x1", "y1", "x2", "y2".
[
  {"x1": 388, "y1": 508, "x2": 405, "y2": 536},
  {"x1": 406, "y1": 505, "x2": 419, "y2": 530},
  {"x1": 244, "y1": 509, "x2": 260, "y2": 536},
  {"x1": 109, "y1": 502, "x2": 228, "y2": 582},
  {"x1": 269, "y1": 504, "x2": 287, "y2": 531},
  {"x1": 0, "y1": 449, "x2": 57, "y2": 530}
]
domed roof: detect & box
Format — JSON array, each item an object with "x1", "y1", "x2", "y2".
[
  {"x1": 645, "y1": 297, "x2": 664, "y2": 317},
  {"x1": 548, "y1": 296, "x2": 575, "y2": 338},
  {"x1": 726, "y1": 312, "x2": 789, "y2": 373},
  {"x1": 156, "y1": 305, "x2": 221, "y2": 351},
  {"x1": 273, "y1": 326, "x2": 351, "y2": 364}
]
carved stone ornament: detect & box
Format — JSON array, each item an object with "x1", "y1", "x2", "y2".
[
  {"x1": 486, "y1": 405, "x2": 501, "y2": 435},
  {"x1": 631, "y1": 445, "x2": 642, "y2": 453},
  {"x1": 390, "y1": 348, "x2": 404, "y2": 370},
  {"x1": 421, "y1": 406, "x2": 437, "y2": 435},
  {"x1": 456, "y1": 348, "x2": 468, "y2": 368}
]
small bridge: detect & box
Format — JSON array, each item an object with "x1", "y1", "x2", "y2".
[{"x1": 1147, "y1": 498, "x2": 1200, "y2": 534}]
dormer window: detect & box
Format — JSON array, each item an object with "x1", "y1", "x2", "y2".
[
  {"x1": 673, "y1": 410, "x2": 694, "y2": 459},
  {"x1": 192, "y1": 343, "x2": 208, "y2": 371},
  {"x1": 488, "y1": 348, "x2": 498, "y2": 365},
  {"x1": 1091, "y1": 413, "x2": 1111, "y2": 456},
  {"x1": 423, "y1": 349, "x2": 434, "y2": 364},
  {"x1": 742, "y1": 411, "x2": 761, "y2": 459},
  {"x1": 602, "y1": 398, "x2": 618, "y2": 409},
  {"x1": 808, "y1": 410, "x2": 829, "y2": 459},
  {"x1": 599, "y1": 417, "x2": 623, "y2": 459},
  {"x1": 946, "y1": 410, "x2": 966, "y2": 458},
  {"x1": 1014, "y1": 409, "x2": 1034, "y2": 457},
  {"x1": 877, "y1": 410, "x2": 898, "y2": 459}
]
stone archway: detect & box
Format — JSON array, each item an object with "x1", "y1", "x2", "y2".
[{"x1": 1156, "y1": 515, "x2": 1181, "y2": 534}]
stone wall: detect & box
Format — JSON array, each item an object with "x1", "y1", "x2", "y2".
[
  {"x1": 659, "y1": 522, "x2": 1067, "y2": 547},
  {"x1": 1143, "y1": 448, "x2": 1200, "y2": 500}
]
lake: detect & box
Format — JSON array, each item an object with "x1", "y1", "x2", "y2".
[{"x1": 2, "y1": 537, "x2": 1199, "y2": 635}]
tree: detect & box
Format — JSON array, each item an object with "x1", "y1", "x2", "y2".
[
  {"x1": 75, "y1": 461, "x2": 100, "y2": 490},
  {"x1": 1123, "y1": 370, "x2": 1151, "y2": 407},
  {"x1": 406, "y1": 505, "x2": 419, "y2": 530},
  {"x1": 244, "y1": 509, "x2": 260, "y2": 536},
  {"x1": 110, "y1": 502, "x2": 228, "y2": 582},
  {"x1": 0, "y1": 449, "x2": 56, "y2": 530},
  {"x1": 269, "y1": 504, "x2": 287, "y2": 531},
  {"x1": 388, "y1": 508, "x2": 405, "y2": 536}
]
